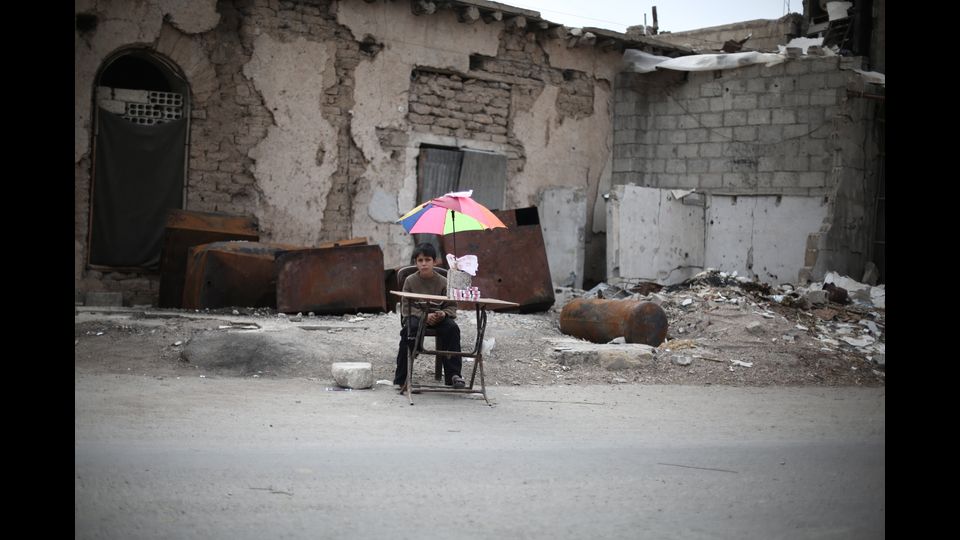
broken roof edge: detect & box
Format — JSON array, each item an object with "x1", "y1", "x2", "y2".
[{"x1": 413, "y1": 0, "x2": 694, "y2": 57}]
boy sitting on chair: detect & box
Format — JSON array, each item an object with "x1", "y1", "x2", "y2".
[{"x1": 395, "y1": 242, "x2": 465, "y2": 392}]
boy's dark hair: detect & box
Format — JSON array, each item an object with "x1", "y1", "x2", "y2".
[{"x1": 412, "y1": 242, "x2": 438, "y2": 261}]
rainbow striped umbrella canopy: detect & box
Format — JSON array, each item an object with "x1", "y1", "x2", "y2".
[
  {"x1": 397, "y1": 190, "x2": 506, "y2": 235},
  {"x1": 396, "y1": 190, "x2": 507, "y2": 256}
]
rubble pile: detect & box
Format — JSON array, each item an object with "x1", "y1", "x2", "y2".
[{"x1": 555, "y1": 269, "x2": 885, "y2": 382}]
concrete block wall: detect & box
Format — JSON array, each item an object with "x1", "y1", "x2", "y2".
[
  {"x1": 611, "y1": 55, "x2": 880, "y2": 283},
  {"x1": 648, "y1": 15, "x2": 802, "y2": 53}
]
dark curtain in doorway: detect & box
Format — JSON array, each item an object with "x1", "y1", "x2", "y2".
[{"x1": 90, "y1": 109, "x2": 186, "y2": 268}]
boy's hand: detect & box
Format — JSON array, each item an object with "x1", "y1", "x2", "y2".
[{"x1": 426, "y1": 311, "x2": 445, "y2": 326}]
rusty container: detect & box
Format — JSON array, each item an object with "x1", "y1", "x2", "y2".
[
  {"x1": 181, "y1": 241, "x2": 296, "y2": 309},
  {"x1": 158, "y1": 210, "x2": 259, "y2": 308},
  {"x1": 441, "y1": 207, "x2": 555, "y2": 312},
  {"x1": 560, "y1": 298, "x2": 668, "y2": 346},
  {"x1": 275, "y1": 244, "x2": 387, "y2": 315}
]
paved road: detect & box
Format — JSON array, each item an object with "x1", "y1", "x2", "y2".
[{"x1": 75, "y1": 374, "x2": 884, "y2": 539}]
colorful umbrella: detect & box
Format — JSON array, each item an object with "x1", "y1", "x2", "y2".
[{"x1": 396, "y1": 190, "x2": 507, "y2": 257}]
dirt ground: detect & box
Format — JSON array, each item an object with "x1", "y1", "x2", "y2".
[{"x1": 75, "y1": 276, "x2": 885, "y2": 388}]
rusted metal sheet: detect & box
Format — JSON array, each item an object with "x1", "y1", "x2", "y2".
[
  {"x1": 441, "y1": 207, "x2": 555, "y2": 312},
  {"x1": 181, "y1": 242, "x2": 292, "y2": 310},
  {"x1": 275, "y1": 245, "x2": 387, "y2": 315},
  {"x1": 559, "y1": 298, "x2": 668, "y2": 346},
  {"x1": 158, "y1": 210, "x2": 259, "y2": 308}
]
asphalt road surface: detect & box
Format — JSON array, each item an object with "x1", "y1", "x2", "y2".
[{"x1": 75, "y1": 374, "x2": 884, "y2": 539}]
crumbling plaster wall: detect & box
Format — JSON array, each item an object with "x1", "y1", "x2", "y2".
[
  {"x1": 337, "y1": 0, "x2": 500, "y2": 267},
  {"x1": 611, "y1": 55, "x2": 879, "y2": 284},
  {"x1": 242, "y1": 33, "x2": 339, "y2": 246},
  {"x1": 77, "y1": 0, "x2": 628, "y2": 304}
]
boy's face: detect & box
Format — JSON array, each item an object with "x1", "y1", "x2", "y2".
[{"x1": 415, "y1": 253, "x2": 436, "y2": 277}]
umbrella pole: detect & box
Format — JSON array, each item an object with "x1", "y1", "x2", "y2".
[{"x1": 451, "y1": 211, "x2": 456, "y2": 260}]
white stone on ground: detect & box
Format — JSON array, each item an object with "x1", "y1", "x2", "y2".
[{"x1": 331, "y1": 362, "x2": 374, "y2": 389}]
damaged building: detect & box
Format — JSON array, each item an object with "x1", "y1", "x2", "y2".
[{"x1": 74, "y1": 0, "x2": 885, "y2": 308}]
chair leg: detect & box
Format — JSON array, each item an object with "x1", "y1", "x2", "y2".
[
  {"x1": 434, "y1": 357, "x2": 443, "y2": 381},
  {"x1": 406, "y1": 344, "x2": 415, "y2": 405}
]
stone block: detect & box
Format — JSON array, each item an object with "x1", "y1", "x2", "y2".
[{"x1": 331, "y1": 362, "x2": 374, "y2": 389}]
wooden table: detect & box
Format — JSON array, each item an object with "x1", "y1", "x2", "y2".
[{"x1": 390, "y1": 290, "x2": 518, "y2": 406}]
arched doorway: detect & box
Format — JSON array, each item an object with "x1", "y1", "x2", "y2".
[{"x1": 87, "y1": 48, "x2": 191, "y2": 269}]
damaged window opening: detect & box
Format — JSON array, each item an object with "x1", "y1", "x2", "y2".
[
  {"x1": 87, "y1": 49, "x2": 191, "y2": 271},
  {"x1": 415, "y1": 144, "x2": 507, "y2": 260}
]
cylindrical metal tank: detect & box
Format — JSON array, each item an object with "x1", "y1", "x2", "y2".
[{"x1": 560, "y1": 298, "x2": 668, "y2": 346}]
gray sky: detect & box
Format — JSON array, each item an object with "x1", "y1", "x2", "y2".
[{"x1": 502, "y1": 0, "x2": 791, "y2": 33}]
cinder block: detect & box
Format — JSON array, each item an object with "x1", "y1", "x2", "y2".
[
  {"x1": 785, "y1": 61, "x2": 810, "y2": 75},
  {"x1": 758, "y1": 125, "x2": 782, "y2": 141},
  {"x1": 699, "y1": 113, "x2": 723, "y2": 128},
  {"x1": 666, "y1": 159, "x2": 686, "y2": 173},
  {"x1": 699, "y1": 143, "x2": 723, "y2": 158},
  {"x1": 698, "y1": 173, "x2": 723, "y2": 188},
  {"x1": 113, "y1": 88, "x2": 150, "y2": 103},
  {"x1": 700, "y1": 82, "x2": 723, "y2": 97},
  {"x1": 688, "y1": 159, "x2": 709, "y2": 173},
  {"x1": 654, "y1": 115, "x2": 678, "y2": 130},
  {"x1": 708, "y1": 158, "x2": 728, "y2": 173},
  {"x1": 811, "y1": 91, "x2": 839, "y2": 106},
  {"x1": 662, "y1": 131, "x2": 686, "y2": 144},
  {"x1": 684, "y1": 99, "x2": 709, "y2": 114},
  {"x1": 723, "y1": 110, "x2": 747, "y2": 126},
  {"x1": 686, "y1": 128, "x2": 708, "y2": 143},
  {"x1": 97, "y1": 99, "x2": 126, "y2": 114},
  {"x1": 759, "y1": 94, "x2": 783, "y2": 108},
  {"x1": 773, "y1": 172, "x2": 800, "y2": 187},
  {"x1": 732, "y1": 95, "x2": 758, "y2": 110},
  {"x1": 798, "y1": 171, "x2": 827, "y2": 187},
  {"x1": 747, "y1": 109, "x2": 771, "y2": 125},
  {"x1": 709, "y1": 128, "x2": 733, "y2": 142},
  {"x1": 613, "y1": 158, "x2": 632, "y2": 172},
  {"x1": 771, "y1": 109, "x2": 796, "y2": 124},
  {"x1": 85, "y1": 291, "x2": 123, "y2": 306},
  {"x1": 784, "y1": 155, "x2": 809, "y2": 171},
  {"x1": 733, "y1": 126, "x2": 758, "y2": 141},
  {"x1": 797, "y1": 74, "x2": 827, "y2": 90},
  {"x1": 722, "y1": 172, "x2": 748, "y2": 187},
  {"x1": 677, "y1": 144, "x2": 699, "y2": 158}
]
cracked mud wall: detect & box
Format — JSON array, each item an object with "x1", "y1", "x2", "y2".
[{"x1": 243, "y1": 33, "x2": 339, "y2": 246}]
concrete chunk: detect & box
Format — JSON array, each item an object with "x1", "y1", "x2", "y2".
[{"x1": 331, "y1": 362, "x2": 373, "y2": 389}]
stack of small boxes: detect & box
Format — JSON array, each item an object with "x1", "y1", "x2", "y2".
[
  {"x1": 446, "y1": 268, "x2": 479, "y2": 300},
  {"x1": 449, "y1": 286, "x2": 481, "y2": 301}
]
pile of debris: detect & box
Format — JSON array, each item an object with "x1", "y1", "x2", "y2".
[{"x1": 555, "y1": 269, "x2": 886, "y2": 371}]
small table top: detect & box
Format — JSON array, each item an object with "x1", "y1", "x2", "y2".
[{"x1": 390, "y1": 290, "x2": 519, "y2": 307}]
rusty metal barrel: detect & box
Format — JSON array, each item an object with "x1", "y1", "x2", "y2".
[{"x1": 560, "y1": 298, "x2": 668, "y2": 346}]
